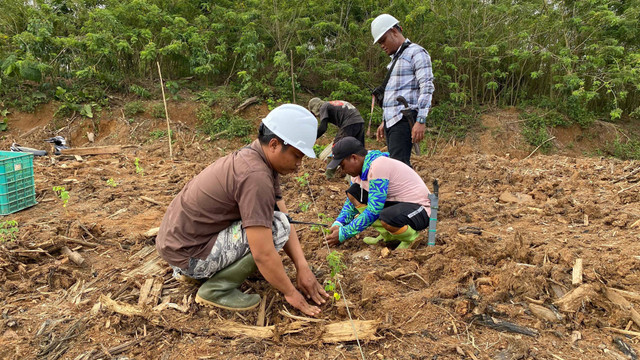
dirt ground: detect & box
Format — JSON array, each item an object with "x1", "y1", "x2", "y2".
[{"x1": 1, "y1": 101, "x2": 639, "y2": 360}]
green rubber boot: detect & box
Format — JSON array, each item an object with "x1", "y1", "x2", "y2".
[
  {"x1": 363, "y1": 220, "x2": 394, "y2": 245},
  {"x1": 195, "y1": 253, "x2": 261, "y2": 311},
  {"x1": 391, "y1": 226, "x2": 420, "y2": 249}
]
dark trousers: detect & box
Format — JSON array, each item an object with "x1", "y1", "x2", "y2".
[
  {"x1": 335, "y1": 123, "x2": 365, "y2": 147},
  {"x1": 384, "y1": 113, "x2": 415, "y2": 168}
]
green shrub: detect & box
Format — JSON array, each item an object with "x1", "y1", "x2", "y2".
[
  {"x1": 198, "y1": 106, "x2": 253, "y2": 138},
  {"x1": 150, "y1": 103, "x2": 166, "y2": 119},
  {"x1": 129, "y1": 85, "x2": 151, "y2": 99},
  {"x1": 0, "y1": 220, "x2": 19, "y2": 242},
  {"x1": 608, "y1": 138, "x2": 640, "y2": 160},
  {"x1": 124, "y1": 101, "x2": 145, "y2": 117}
]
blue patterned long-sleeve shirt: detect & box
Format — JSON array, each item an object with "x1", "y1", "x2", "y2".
[
  {"x1": 382, "y1": 39, "x2": 435, "y2": 128},
  {"x1": 334, "y1": 151, "x2": 390, "y2": 242}
]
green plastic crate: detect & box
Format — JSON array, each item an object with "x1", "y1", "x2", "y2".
[{"x1": 0, "y1": 151, "x2": 37, "y2": 215}]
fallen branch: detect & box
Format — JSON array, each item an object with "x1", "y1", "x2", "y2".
[
  {"x1": 279, "y1": 308, "x2": 325, "y2": 323},
  {"x1": 604, "y1": 327, "x2": 640, "y2": 337},
  {"x1": 618, "y1": 182, "x2": 640, "y2": 194},
  {"x1": 233, "y1": 96, "x2": 259, "y2": 114},
  {"x1": 100, "y1": 295, "x2": 379, "y2": 342},
  {"x1": 140, "y1": 196, "x2": 166, "y2": 207},
  {"x1": 613, "y1": 166, "x2": 640, "y2": 183},
  {"x1": 524, "y1": 136, "x2": 556, "y2": 160},
  {"x1": 472, "y1": 314, "x2": 538, "y2": 337},
  {"x1": 58, "y1": 235, "x2": 99, "y2": 247}
]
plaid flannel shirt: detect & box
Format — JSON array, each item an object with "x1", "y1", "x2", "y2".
[{"x1": 382, "y1": 39, "x2": 435, "y2": 128}]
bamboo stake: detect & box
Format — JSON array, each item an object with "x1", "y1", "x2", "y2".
[
  {"x1": 290, "y1": 50, "x2": 296, "y2": 103},
  {"x1": 156, "y1": 61, "x2": 173, "y2": 161}
]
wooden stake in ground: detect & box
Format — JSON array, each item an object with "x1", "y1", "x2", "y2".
[
  {"x1": 572, "y1": 258, "x2": 583, "y2": 285},
  {"x1": 156, "y1": 61, "x2": 173, "y2": 161}
]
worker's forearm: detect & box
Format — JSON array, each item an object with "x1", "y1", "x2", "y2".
[
  {"x1": 283, "y1": 227, "x2": 309, "y2": 270},
  {"x1": 253, "y1": 247, "x2": 297, "y2": 296}
]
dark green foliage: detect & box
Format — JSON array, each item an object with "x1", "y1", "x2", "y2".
[
  {"x1": 0, "y1": 0, "x2": 639, "y2": 151},
  {"x1": 313, "y1": 143, "x2": 326, "y2": 157},
  {"x1": 428, "y1": 101, "x2": 481, "y2": 139},
  {"x1": 129, "y1": 85, "x2": 151, "y2": 99},
  {"x1": 197, "y1": 105, "x2": 252, "y2": 138},
  {"x1": 607, "y1": 138, "x2": 640, "y2": 160},
  {"x1": 150, "y1": 103, "x2": 165, "y2": 118}
]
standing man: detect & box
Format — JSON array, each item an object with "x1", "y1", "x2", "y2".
[
  {"x1": 156, "y1": 104, "x2": 329, "y2": 316},
  {"x1": 371, "y1": 14, "x2": 435, "y2": 167},
  {"x1": 308, "y1": 98, "x2": 365, "y2": 178},
  {"x1": 325, "y1": 137, "x2": 431, "y2": 249}
]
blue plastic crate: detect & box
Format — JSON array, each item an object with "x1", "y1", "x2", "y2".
[{"x1": 0, "y1": 151, "x2": 37, "y2": 215}]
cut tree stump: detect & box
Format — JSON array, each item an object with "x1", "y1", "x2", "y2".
[
  {"x1": 554, "y1": 283, "x2": 600, "y2": 312},
  {"x1": 59, "y1": 145, "x2": 122, "y2": 156}
]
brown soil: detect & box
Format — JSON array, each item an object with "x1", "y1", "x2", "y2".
[{"x1": 1, "y1": 100, "x2": 639, "y2": 360}]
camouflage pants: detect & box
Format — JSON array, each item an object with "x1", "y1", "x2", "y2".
[{"x1": 171, "y1": 212, "x2": 290, "y2": 280}]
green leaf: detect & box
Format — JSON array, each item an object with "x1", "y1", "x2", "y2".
[
  {"x1": 19, "y1": 61, "x2": 42, "y2": 82},
  {"x1": 81, "y1": 104, "x2": 93, "y2": 118}
]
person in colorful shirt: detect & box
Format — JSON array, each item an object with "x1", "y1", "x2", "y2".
[{"x1": 325, "y1": 137, "x2": 431, "y2": 249}]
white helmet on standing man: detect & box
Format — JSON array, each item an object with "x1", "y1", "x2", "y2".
[
  {"x1": 261, "y1": 104, "x2": 317, "y2": 158},
  {"x1": 371, "y1": 14, "x2": 399, "y2": 44}
]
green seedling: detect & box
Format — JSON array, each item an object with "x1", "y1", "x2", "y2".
[
  {"x1": 295, "y1": 172, "x2": 309, "y2": 187},
  {"x1": 0, "y1": 220, "x2": 18, "y2": 242},
  {"x1": 324, "y1": 251, "x2": 345, "y2": 301},
  {"x1": 106, "y1": 178, "x2": 118, "y2": 187},
  {"x1": 52, "y1": 186, "x2": 69, "y2": 207},
  {"x1": 311, "y1": 212, "x2": 333, "y2": 234},
  {"x1": 299, "y1": 201, "x2": 311, "y2": 212},
  {"x1": 134, "y1": 158, "x2": 144, "y2": 176},
  {"x1": 313, "y1": 144, "x2": 326, "y2": 157}
]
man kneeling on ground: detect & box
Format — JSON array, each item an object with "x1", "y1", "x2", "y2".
[
  {"x1": 325, "y1": 137, "x2": 431, "y2": 249},
  {"x1": 155, "y1": 104, "x2": 329, "y2": 316}
]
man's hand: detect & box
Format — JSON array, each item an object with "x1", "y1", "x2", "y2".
[
  {"x1": 284, "y1": 289, "x2": 322, "y2": 316},
  {"x1": 376, "y1": 122, "x2": 385, "y2": 142},
  {"x1": 412, "y1": 122, "x2": 426, "y2": 143},
  {"x1": 326, "y1": 226, "x2": 341, "y2": 246},
  {"x1": 296, "y1": 266, "x2": 329, "y2": 305}
]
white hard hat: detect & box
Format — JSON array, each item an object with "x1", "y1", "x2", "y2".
[
  {"x1": 371, "y1": 14, "x2": 399, "y2": 44},
  {"x1": 261, "y1": 104, "x2": 317, "y2": 158}
]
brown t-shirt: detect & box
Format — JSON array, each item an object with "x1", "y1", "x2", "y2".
[{"x1": 156, "y1": 140, "x2": 282, "y2": 269}]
